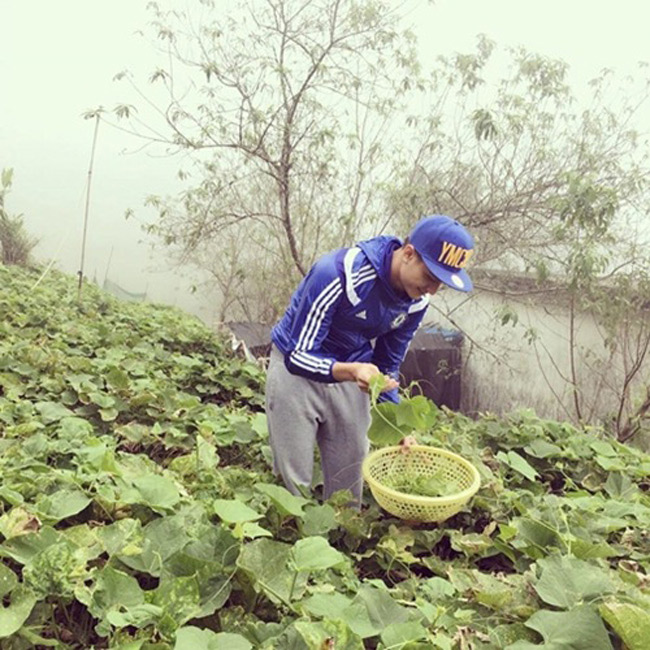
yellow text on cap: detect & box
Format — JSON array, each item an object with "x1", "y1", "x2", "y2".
[{"x1": 438, "y1": 242, "x2": 474, "y2": 269}]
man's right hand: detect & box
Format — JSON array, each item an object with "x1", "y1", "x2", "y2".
[{"x1": 332, "y1": 362, "x2": 399, "y2": 393}]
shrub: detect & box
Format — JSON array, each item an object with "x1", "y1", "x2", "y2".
[{"x1": 0, "y1": 168, "x2": 38, "y2": 266}]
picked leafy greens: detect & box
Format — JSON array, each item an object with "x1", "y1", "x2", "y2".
[{"x1": 382, "y1": 469, "x2": 459, "y2": 498}]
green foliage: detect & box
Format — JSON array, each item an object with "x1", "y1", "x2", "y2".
[
  {"x1": 0, "y1": 265, "x2": 649, "y2": 647},
  {"x1": 510, "y1": 606, "x2": 614, "y2": 649},
  {"x1": 0, "y1": 168, "x2": 38, "y2": 267},
  {"x1": 368, "y1": 392, "x2": 438, "y2": 445},
  {"x1": 388, "y1": 35, "x2": 650, "y2": 438},
  {"x1": 599, "y1": 601, "x2": 650, "y2": 650}
]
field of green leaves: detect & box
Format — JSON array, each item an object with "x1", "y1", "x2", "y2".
[{"x1": 0, "y1": 265, "x2": 649, "y2": 649}]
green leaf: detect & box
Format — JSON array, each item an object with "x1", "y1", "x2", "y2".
[
  {"x1": 236, "y1": 538, "x2": 307, "y2": 605},
  {"x1": 89, "y1": 391, "x2": 116, "y2": 410},
  {"x1": 34, "y1": 401, "x2": 75, "y2": 424},
  {"x1": 368, "y1": 402, "x2": 406, "y2": 445},
  {"x1": 255, "y1": 483, "x2": 308, "y2": 517},
  {"x1": 449, "y1": 531, "x2": 495, "y2": 556},
  {"x1": 151, "y1": 575, "x2": 201, "y2": 632},
  {"x1": 160, "y1": 526, "x2": 238, "y2": 619},
  {"x1": 431, "y1": 633, "x2": 454, "y2": 650},
  {"x1": 174, "y1": 626, "x2": 252, "y2": 650},
  {"x1": 0, "y1": 486, "x2": 23, "y2": 507},
  {"x1": 36, "y1": 489, "x2": 92, "y2": 523},
  {"x1": 239, "y1": 522, "x2": 272, "y2": 539},
  {"x1": 196, "y1": 435, "x2": 219, "y2": 469},
  {"x1": 421, "y1": 576, "x2": 456, "y2": 599},
  {"x1": 98, "y1": 518, "x2": 144, "y2": 557},
  {"x1": 301, "y1": 592, "x2": 352, "y2": 619},
  {"x1": 118, "y1": 516, "x2": 190, "y2": 577},
  {"x1": 213, "y1": 499, "x2": 262, "y2": 523},
  {"x1": 250, "y1": 412, "x2": 268, "y2": 439},
  {"x1": 105, "y1": 604, "x2": 162, "y2": 630},
  {"x1": 0, "y1": 507, "x2": 41, "y2": 539},
  {"x1": 394, "y1": 395, "x2": 437, "y2": 431},
  {"x1": 496, "y1": 451, "x2": 539, "y2": 481},
  {"x1": 22, "y1": 538, "x2": 89, "y2": 600},
  {"x1": 468, "y1": 571, "x2": 516, "y2": 612},
  {"x1": 570, "y1": 538, "x2": 617, "y2": 560},
  {"x1": 0, "y1": 526, "x2": 61, "y2": 564},
  {"x1": 100, "y1": 407, "x2": 120, "y2": 422},
  {"x1": 598, "y1": 601, "x2": 650, "y2": 650},
  {"x1": 161, "y1": 551, "x2": 231, "y2": 619},
  {"x1": 339, "y1": 585, "x2": 411, "y2": 638},
  {"x1": 0, "y1": 564, "x2": 18, "y2": 599},
  {"x1": 490, "y1": 623, "x2": 539, "y2": 647},
  {"x1": 181, "y1": 523, "x2": 239, "y2": 569},
  {"x1": 509, "y1": 605, "x2": 613, "y2": 650},
  {"x1": 123, "y1": 475, "x2": 181, "y2": 513},
  {"x1": 603, "y1": 473, "x2": 638, "y2": 499},
  {"x1": 595, "y1": 455, "x2": 625, "y2": 471},
  {"x1": 89, "y1": 566, "x2": 145, "y2": 617},
  {"x1": 291, "y1": 536, "x2": 347, "y2": 572},
  {"x1": 105, "y1": 366, "x2": 130, "y2": 390},
  {"x1": 510, "y1": 517, "x2": 562, "y2": 555},
  {"x1": 294, "y1": 618, "x2": 364, "y2": 649},
  {"x1": 0, "y1": 585, "x2": 37, "y2": 638},
  {"x1": 380, "y1": 621, "x2": 428, "y2": 647},
  {"x1": 56, "y1": 416, "x2": 94, "y2": 439},
  {"x1": 534, "y1": 556, "x2": 614, "y2": 609},
  {"x1": 88, "y1": 566, "x2": 151, "y2": 636},
  {"x1": 590, "y1": 439, "x2": 616, "y2": 457},
  {"x1": 369, "y1": 374, "x2": 390, "y2": 404},
  {"x1": 301, "y1": 503, "x2": 337, "y2": 537},
  {"x1": 524, "y1": 439, "x2": 562, "y2": 458}
]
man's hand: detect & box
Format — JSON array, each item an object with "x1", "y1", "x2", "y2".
[
  {"x1": 332, "y1": 361, "x2": 399, "y2": 393},
  {"x1": 353, "y1": 364, "x2": 399, "y2": 393},
  {"x1": 400, "y1": 435, "x2": 417, "y2": 453}
]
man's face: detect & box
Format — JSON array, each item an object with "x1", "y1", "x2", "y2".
[{"x1": 399, "y1": 245, "x2": 443, "y2": 299}]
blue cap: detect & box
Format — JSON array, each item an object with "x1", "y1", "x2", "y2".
[{"x1": 409, "y1": 215, "x2": 475, "y2": 292}]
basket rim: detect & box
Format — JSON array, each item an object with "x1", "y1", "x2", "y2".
[{"x1": 362, "y1": 444, "x2": 481, "y2": 506}]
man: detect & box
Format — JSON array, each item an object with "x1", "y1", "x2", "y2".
[{"x1": 265, "y1": 214, "x2": 474, "y2": 505}]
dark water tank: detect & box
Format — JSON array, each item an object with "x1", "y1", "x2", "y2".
[{"x1": 400, "y1": 325, "x2": 463, "y2": 410}]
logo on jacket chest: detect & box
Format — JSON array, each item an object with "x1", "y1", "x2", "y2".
[{"x1": 390, "y1": 312, "x2": 408, "y2": 329}]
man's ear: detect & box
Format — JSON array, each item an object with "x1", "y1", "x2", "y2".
[{"x1": 403, "y1": 243, "x2": 417, "y2": 261}]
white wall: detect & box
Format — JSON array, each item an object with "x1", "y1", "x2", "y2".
[{"x1": 426, "y1": 288, "x2": 648, "y2": 430}]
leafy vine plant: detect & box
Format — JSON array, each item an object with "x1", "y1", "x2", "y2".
[
  {"x1": 368, "y1": 374, "x2": 408, "y2": 444},
  {"x1": 367, "y1": 374, "x2": 438, "y2": 447}
]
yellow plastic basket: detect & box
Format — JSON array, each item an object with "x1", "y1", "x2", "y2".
[{"x1": 362, "y1": 445, "x2": 481, "y2": 522}]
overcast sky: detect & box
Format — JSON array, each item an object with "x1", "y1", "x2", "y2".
[{"x1": 1, "y1": 0, "x2": 648, "y2": 323}]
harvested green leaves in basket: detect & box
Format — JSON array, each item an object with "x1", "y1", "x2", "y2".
[{"x1": 382, "y1": 469, "x2": 459, "y2": 497}]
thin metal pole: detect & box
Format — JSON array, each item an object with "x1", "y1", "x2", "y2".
[{"x1": 78, "y1": 114, "x2": 101, "y2": 299}]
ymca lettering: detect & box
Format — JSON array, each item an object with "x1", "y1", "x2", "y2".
[{"x1": 438, "y1": 241, "x2": 474, "y2": 269}]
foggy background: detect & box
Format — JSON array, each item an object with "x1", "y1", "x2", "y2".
[{"x1": 1, "y1": 0, "x2": 648, "y2": 324}]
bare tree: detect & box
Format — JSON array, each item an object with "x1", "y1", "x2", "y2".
[{"x1": 106, "y1": 0, "x2": 419, "y2": 320}]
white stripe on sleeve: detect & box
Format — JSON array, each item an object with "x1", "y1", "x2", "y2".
[
  {"x1": 290, "y1": 351, "x2": 333, "y2": 375},
  {"x1": 343, "y1": 247, "x2": 362, "y2": 305},
  {"x1": 296, "y1": 277, "x2": 343, "y2": 351}
]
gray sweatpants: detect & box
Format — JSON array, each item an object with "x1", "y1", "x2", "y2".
[{"x1": 265, "y1": 345, "x2": 371, "y2": 505}]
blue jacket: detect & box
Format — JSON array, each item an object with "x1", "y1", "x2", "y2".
[{"x1": 271, "y1": 235, "x2": 429, "y2": 402}]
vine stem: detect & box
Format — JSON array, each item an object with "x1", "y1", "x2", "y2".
[{"x1": 288, "y1": 570, "x2": 299, "y2": 602}]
